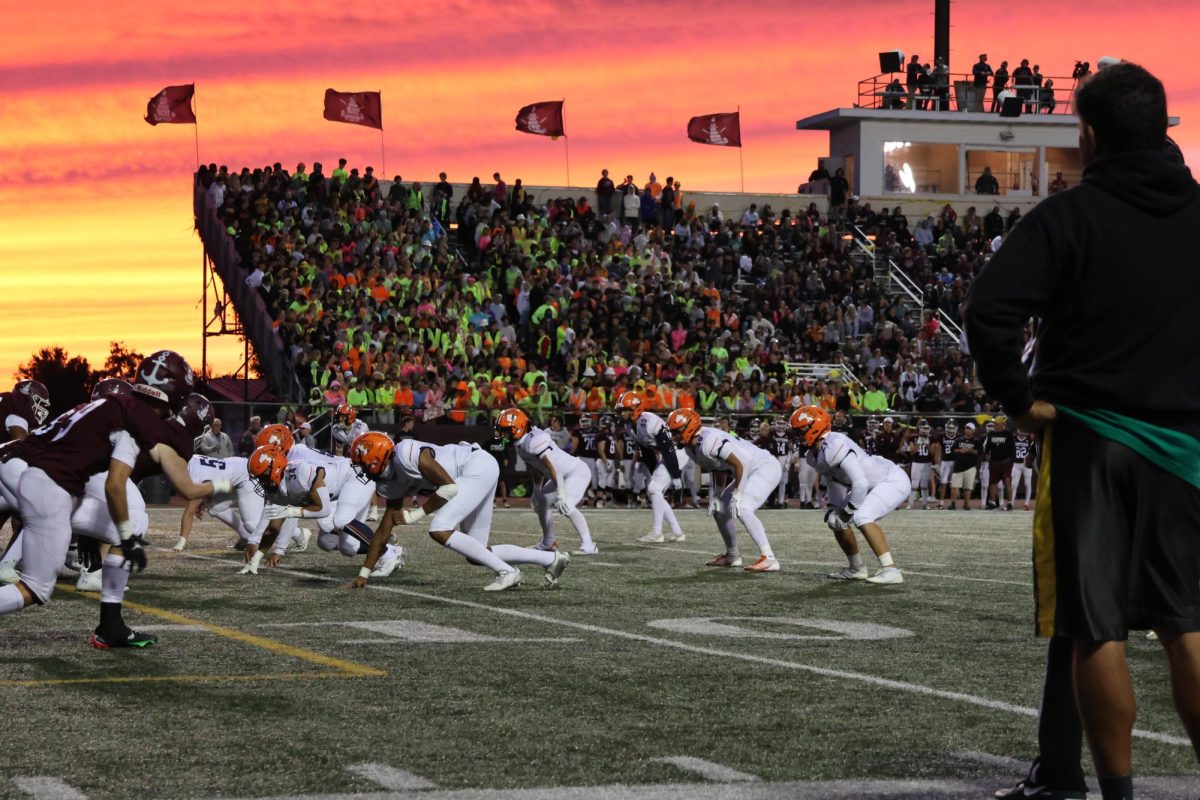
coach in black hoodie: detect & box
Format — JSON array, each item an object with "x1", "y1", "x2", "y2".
[{"x1": 967, "y1": 64, "x2": 1200, "y2": 800}]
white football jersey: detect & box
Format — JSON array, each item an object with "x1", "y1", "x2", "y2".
[
  {"x1": 187, "y1": 455, "x2": 251, "y2": 489},
  {"x1": 264, "y1": 461, "x2": 321, "y2": 507},
  {"x1": 332, "y1": 419, "x2": 370, "y2": 450},
  {"x1": 376, "y1": 440, "x2": 476, "y2": 499},
  {"x1": 806, "y1": 431, "x2": 898, "y2": 507},
  {"x1": 516, "y1": 427, "x2": 580, "y2": 479},
  {"x1": 633, "y1": 413, "x2": 668, "y2": 448},
  {"x1": 688, "y1": 427, "x2": 769, "y2": 473},
  {"x1": 289, "y1": 443, "x2": 353, "y2": 497}
]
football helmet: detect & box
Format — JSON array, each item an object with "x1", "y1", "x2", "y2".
[
  {"x1": 917, "y1": 418, "x2": 932, "y2": 436},
  {"x1": 494, "y1": 407, "x2": 530, "y2": 444},
  {"x1": 133, "y1": 350, "x2": 194, "y2": 410},
  {"x1": 866, "y1": 417, "x2": 882, "y2": 435},
  {"x1": 944, "y1": 420, "x2": 959, "y2": 437},
  {"x1": 336, "y1": 404, "x2": 357, "y2": 427},
  {"x1": 789, "y1": 405, "x2": 831, "y2": 450},
  {"x1": 350, "y1": 431, "x2": 394, "y2": 480},
  {"x1": 92, "y1": 378, "x2": 132, "y2": 400},
  {"x1": 255, "y1": 423, "x2": 295, "y2": 453},
  {"x1": 598, "y1": 414, "x2": 615, "y2": 432},
  {"x1": 14, "y1": 380, "x2": 50, "y2": 424},
  {"x1": 579, "y1": 414, "x2": 593, "y2": 430},
  {"x1": 984, "y1": 417, "x2": 996, "y2": 432},
  {"x1": 666, "y1": 408, "x2": 702, "y2": 446},
  {"x1": 616, "y1": 392, "x2": 644, "y2": 421},
  {"x1": 773, "y1": 416, "x2": 789, "y2": 435},
  {"x1": 248, "y1": 445, "x2": 287, "y2": 489},
  {"x1": 177, "y1": 393, "x2": 215, "y2": 439}
]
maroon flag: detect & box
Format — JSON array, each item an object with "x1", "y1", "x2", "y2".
[
  {"x1": 323, "y1": 89, "x2": 383, "y2": 130},
  {"x1": 515, "y1": 101, "x2": 565, "y2": 137},
  {"x1": 145, "y1": 84, "x2": 196, "y2": 126},
  {"x1": 687, "y1": 111, "x2": 741, "y2": 147}
]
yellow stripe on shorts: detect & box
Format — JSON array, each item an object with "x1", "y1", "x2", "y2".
[{"x1": 1032, "y1": 425, "x2": 1056, "y2": 637}]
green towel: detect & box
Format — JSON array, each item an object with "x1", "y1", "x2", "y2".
[{"x1": 1057, "y1": 405, "x2": 1200, "y2": 490}]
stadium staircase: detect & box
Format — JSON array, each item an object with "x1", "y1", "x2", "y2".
[
  {"x1": 193, "y1": 181, "x2": 301, "y2": 400},
  {"x1": 849, "y1": 225, "x2": 964, "y2": 345}
]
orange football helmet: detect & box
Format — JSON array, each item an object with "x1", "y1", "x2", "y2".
[
  {"x1": 350, "y1": 431, "x2": 394, "y2": 479},
  {"x1": 255, "y1": 423, "x2": 294, "y2": 453},
  {"x1": 248, "y1": 445, "x2": 288, "y2": 488},
  {"x1": 789, "y1": 405, "x2": 831, "y2": 449},
  {"x1": 616, "y1": 391, "x2": 644, "y2": 420},
  {"x1": 666, "y1": 408, "x2": 702, "y2": 446},
  {"x1": 336, "y1": 403, "x2": 357, "y2": 426},
  {"x1": 494, "y1": 407, "x2": 530, "y2": 443}
]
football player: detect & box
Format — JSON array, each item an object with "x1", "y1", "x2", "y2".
[
  {"x1": 594, "y1": 415, "x2": 622, "y2": 509},
  {"x1": 331, "y1": 404, "x2": 369, "y2": 456},
  {"x1": 617, "y1": 393, "x2": 688, "y2": 543},
  {"x1": 1011, "y1": 429, "x2": 1036, "y2": 511},
  {"x1": 571, "y1": 414, "x2": 600, "y2": 508},
  {"x1": 496, "y1": 408, "x2": 598, "y2": 555},
  {"x1": 790, "y1": 405, "x2": 905, "y2": 584},
  {"x1": 978, "y1": 417, "x2": 997, "y2": 505},
  {"x1": 768, "y1": 417, "x2": 794, "y2": 509},
  {"x1": 936, "y1": 419, "x2": 960, "y2": 509},
  {"x1": 344, "y1": 432, "x2": 569, "y2": 591},
  {"x1": 668, "y1": 409, "x2": 782, "y2": 572},
  {"x1": 0, "y1": 379, "x2": 50, "y2": 445},
  {"x1": 905, "y1": 418, "x2": 937, "y2": 509},
  {"x1": 0, "y1": 351, "x2": 226, "y2": 647}
]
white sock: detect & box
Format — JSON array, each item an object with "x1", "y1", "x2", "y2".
[
  {"x1": 174, "y1": 536, "x2": 187, "y2": 550},
  {"x1": 715, "y1": 514, "x2": 739, "y2": 558},
  {"x1": 100, "y1": 553, "x2": 129, "y2": 604},
  {"x1": 443, "y1": 532, "x2": 513, "y2": 574},
  {"x1": 739, "y1": 511, "x2": 774, "y2": 559},
  {"x1": 491, "y1": 544, "x2": 554, "y2": 567},
  {"x1": 0, "y1": 583, "x2": 23, "y2": 615},
  {"x1": 849, "y1": 553, "x2": 865, "y2": 570},
  {"x1": 564, "y1": 508, "x2": 595, "y2": 549},
  {"x1": 878, "y1": 552, "x2": 895, "y2": 568},
  {"x1": 535, "y1": 500, "x2": 555, "y2": 547}
]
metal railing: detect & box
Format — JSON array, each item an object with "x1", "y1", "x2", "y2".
[
  {"x1": 857, "y1": 71, "x2": 1077, "y2": 115},
  {"x1": 784, "y1": 361, "x2": 864, "y2": 389}
]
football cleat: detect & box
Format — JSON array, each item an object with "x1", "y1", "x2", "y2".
[
  {"x1": 744, "y1": 555, "x2": 781, "y2": 573},
  {"x1": 230, "y1": 537, "x2": 247, "y2": 551},
  {"x1": 370, "y1": 546, "x2": 405, "y2": 578},
  {"x1": 0, "y1": 560, "x2": 18, "y2": 584},
  {"x1": 573, "y1": 545, "x2": 600, "y2": 556},
  {"x1": 90, "y1": 629, "x2": 159, "y2": 649},
  {"x1": 706, "y1": 553, "x2": 743, "y2": 568},
  {"x1": 637, "y1": 532, "x2": 665, "y2": 544},
  {"x1": 483, "y1": 570, "x2": 523, "y2": 592},
  {"x1": 75, "y1": 568, "x2": 102, "y2": 593},
  {"x1": 172, "y1": 537, "x2": 187, "y2": 551},
  {"x1": 826, "y1": 566, "x2": 869, "y2": 581},
  {"x1": 866, "y1": 566, "x2": 904, "y2": 585},
  {"x1": 532, "y1": 540, "x2": 559, "y2": 551},
  {"x1": 665, "y1": 531, "x2": 687, "y2": 543},
  {"x1": 543, "y1": 550, "x2": 571, "y2": 586},
  {"x1": 993, "y1": 779, "x2": 1085, "y2": 799},
  {"x1": 290, "y1": 528, "x2": 312, "y2": 553}
]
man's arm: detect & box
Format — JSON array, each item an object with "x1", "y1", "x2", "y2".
[
  {"x1": 342, "y1": 496, "x2": 403, "y2": 589},
  {"x1": 150, "y1": 444, "x2": 220, "y2": 500},
  {"x1": 654, "y1": 428, "x2": 681, "y2": 480}
]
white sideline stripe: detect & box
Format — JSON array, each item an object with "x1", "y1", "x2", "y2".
[
  {"x1": 168, "y1": 552, "x2": 1190, "y2": 749},
  {"x1": 651, "y1": 756, "x2": 760, "y2": 782},
  {"x1": 337, "y1": 637, "x2": 580, "y2": 645},
  {"x1": 953, "y1": 751, "x2": 1027, "y2": 770},
  {"x1": 13, "y1": 776, "x2": 89, "y2": 799},
  {"x1": 346, "y1": 763, "x2": 437, "y2": 790},
  {"x1": 491, "y1": 528, "x2": 1033, "y2": 588},
  {"x1": 577, "y1": 561, "x2": 623, "y2": 567}
]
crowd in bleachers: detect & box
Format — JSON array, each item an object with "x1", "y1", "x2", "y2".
[{"x1": 197, "y1": 161, "x2": 1025, "y2": 425}]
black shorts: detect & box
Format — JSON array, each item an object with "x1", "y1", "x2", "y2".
[
  {"x1": 988, "y1": 460, "x2": 1012, "y2": 485},
  {"x1": 1034, "y1": 417, "x2": 1200, "y2": 641}
]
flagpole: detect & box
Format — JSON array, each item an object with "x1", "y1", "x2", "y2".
[
  {"x1": 737, "y1": 105, "x2": 744, "y2": 193},
  {"x1": 380, "y1": 129, "x2": 386, "y2": 177},
  {"x1": 561, "y1": 99, "x2": 570, "y2": 187},
  {"x1": 193, "y1": 86, "x2": 201, "y2": 168}
]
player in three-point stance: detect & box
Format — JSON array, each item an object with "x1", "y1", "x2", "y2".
[
  {"x1": 790, "y1": 405, "x2": 905, "y2": 585},
  {"x1": 344, "y1": 432, "x2": 569, "y2": 591},
  {"x1": 495, "y1": 408, "x2": 598, "y2": 555},
  {"x1": 616, "y1": 393, "x2": 688, "y2": 543},
  {"x1": 667, "y1": 409, "x2": 782, "y2": 572}
]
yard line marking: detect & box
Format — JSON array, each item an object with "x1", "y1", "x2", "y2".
[
  {"x1": 12, "y1": 776, "x2": 88, "y2": 799},
  {"x1": 651, "y1": 756, "x2": 760, "y2": 782},
  {"x1": 180, "y1": 556, "x2": 1189, "y2": 750},
  {"x1": 0, "y1": 672, "x2": 371, "y2": 689},
  {"x1": 256, "y1": 619, "x2": 582, "y2": 645},
  {"x1": 576, "y1": 561, "x2": 623, "y2": 567},
  {"x1": 58, "y1": 586, "x2": 384, "y2": 678},
  {"x1": 953, "y1": 751, "x2": 1027, "y2": 770},
  {"x1": 346, "y1": 763, "x2": 437, "y2": 791}
]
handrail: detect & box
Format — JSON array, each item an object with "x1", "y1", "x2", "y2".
[
  {"x1": 784, "y1": 361, "x2": 865, "y2": 390},
  {"x1": 857, "y1": 70, "x2": 1077, "y2": 115}
]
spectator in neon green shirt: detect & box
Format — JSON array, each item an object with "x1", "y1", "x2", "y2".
[{"x1": 862, "y1": 383, "x2": 889, "y2": 413}]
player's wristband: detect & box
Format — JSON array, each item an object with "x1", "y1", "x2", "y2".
[
  {"x1": 358, "y1": 567, "x2": 371, "y2": 580},
  {"x1": 116, "y1": 520, "x2": 133, "y2": 541},
  {"x1": 402, "y1": 507, "x2": 427, "y2": 524},
  {"x1": 434, "y1": 484, "x2": 459, "y2": 500},
  {"x1": 210, "y1": 479, "x2": 232, "y2": 494}
]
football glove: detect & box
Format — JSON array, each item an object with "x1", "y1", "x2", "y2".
[
  {"x1": 671, "y1": 478, "x2": 683, "y2": 491},
  {"x1": 730, "y1": 491, "x2": 744, "y2": 519},
  {"x1": 77, "y1": 537, "x2": 102, "y2": 571},
  {"x1": 708, "y1": 495, "x2": 721, "y2": 517},
  {"x1": 553, "y1": 498, "x2": 575, "y2": 516},
  {"x1": 263, "y1": 504, "x2": 302, "y2": 520},
  {"x1": 122, "y1": 535, "x2": 148, "y2": 572},
  {"x1": 824, "y1": 507, "x2": 853, "y2": 532}
]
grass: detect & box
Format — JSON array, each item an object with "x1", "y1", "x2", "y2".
[{"x1": 0, "y1": 505, "x2": 1195, "y2": 799}]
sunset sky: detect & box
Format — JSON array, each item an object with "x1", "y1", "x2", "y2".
[{"x1": 1, "y1": 0, "x2": 1197, "y2": 385}]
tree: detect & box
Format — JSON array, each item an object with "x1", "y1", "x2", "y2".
[
  {"x1": 100, "y1": 341, "x2": 144, "y2": 383},
  {"x1": 15, "y1": 347, "x2": 91, "y2": 416}
]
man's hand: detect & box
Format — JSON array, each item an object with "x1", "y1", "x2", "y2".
[
  {"x1": 263, "y1": 504, "x2": 302, "y2": 520},
  {"x1": 264, "y1": 553, "x2": 282, "y2": 569},
  {"x1": 122, "y1": 536, "x2": 148, "y2": 572},
  {"x1": 340, "y1": 576, "x2": 369, "y2": 590},
  {"x1": 1016, "y1": 400, "x2": 1057, "y2": 433},
  {"x1": 553, "y1": 498, "x2": 575, "y2": 516},
  {"x1": 671, "y1": 478, "x2": 683, "y2": 491},
  {"x1": 730, "y1": 491, "x2": 744, "y2": 519}
]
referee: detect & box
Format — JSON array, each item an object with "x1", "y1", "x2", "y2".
[{"x1": 966, "y1": 63, "x2": 1200, "y2": 800}]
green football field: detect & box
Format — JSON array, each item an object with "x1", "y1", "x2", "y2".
[{"x1": 1, "y1": 506, "x2": 1197, "y2": 800}]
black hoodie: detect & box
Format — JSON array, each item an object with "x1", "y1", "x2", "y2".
[{"x1": 965, "y1": 149, "x2": 1200, "y2": 426}]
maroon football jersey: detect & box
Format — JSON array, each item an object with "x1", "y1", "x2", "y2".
[
  {"x1": 24, "y1": 395, "x2": 173, "y2": 496},
  {"x1": 131, "y1": 419, "x2": 196, "y2": 483},
  {"x1": 0, "y1": 392, "x2": 39, "y2": 444}
]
